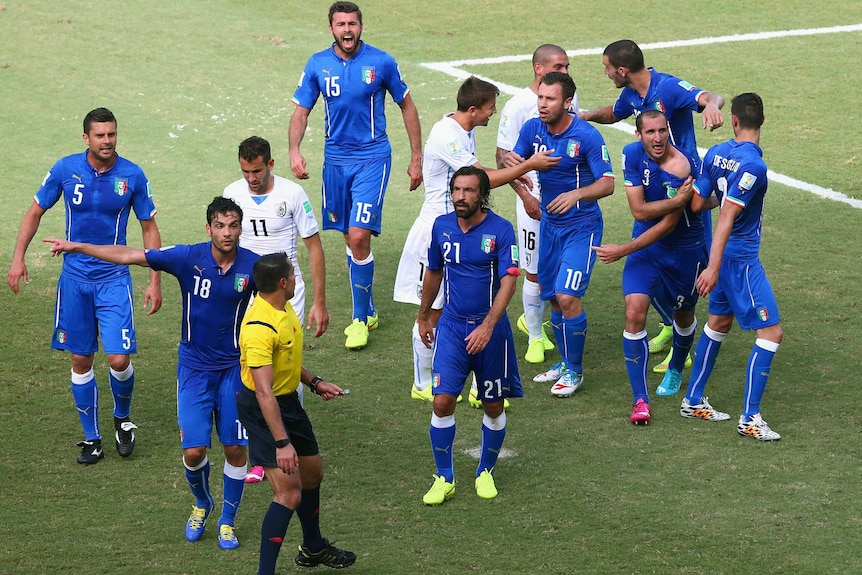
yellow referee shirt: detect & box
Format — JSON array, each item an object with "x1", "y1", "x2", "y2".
[{"x1": 239, "y1": 296, "x2": 303, "y2": 396}]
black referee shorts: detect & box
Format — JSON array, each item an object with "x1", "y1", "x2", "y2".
[{"x1": 236, "y1": 386, "x2": 319, "y2": 468}]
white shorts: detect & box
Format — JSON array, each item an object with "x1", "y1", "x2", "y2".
[
  {"x1": 393, "y1": 217, "x2": 445, "y2": 309},
  {"x1": 516, "y1": 195, "x2": 541, "y2": 275}
]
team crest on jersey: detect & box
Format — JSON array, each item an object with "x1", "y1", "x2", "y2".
[
  {"x1": 757, "y1": 307, "x2": 769, "y2": 322},
  {"x1": 276, "y1": 202, "x2": 287, "y2": 217},
  {"x1": 327, "y1": 210, "x2": 337, "y2": 223},
  {"x1": 234, "y1": 274, "x2": 250, "y2": 292},
  {"x1": 432, "y1": 373, "x2": 441, "y2": 389},
  {"x1": 416, "y1": 283, "x2": 423, "y2": 300},
  {"x1": 481, "y1": 234, "x2": 496, "y2": 254},
  {"x1": 56, "y1": 330, "x2": 67, "y2": 344},
  {"x1": 566, "y1": 140, "x2": 580, "y2": 158},
  {"x1": 677, "y1": 80, "x2": 695, "y2": 92},
  {"x1": 362, "y1": 67, "x2": 375, "y2": 84},
  {"x1": 739, "y1": 172, "x2": 757, "y2": 190},
  {"x1": 653, "y1": 101, "x2": 666, "y2": 113},
  {"x1": 114, "y1": 178, "x2": 129, "y2": 196}
]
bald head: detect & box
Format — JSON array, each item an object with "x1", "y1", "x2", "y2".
[{"x1": 532, "y1": 44, "x2": 569, "y2": 81}]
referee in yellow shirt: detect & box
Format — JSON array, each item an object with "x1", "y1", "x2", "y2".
[{"x1": 237, "y1": 252, "x2": 355, "y2": 573}]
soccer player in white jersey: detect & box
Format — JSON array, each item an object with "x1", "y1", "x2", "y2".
[
  {"x1": 495, "y1": 44, "x2": 578, "y2": 364},
  {"x1": 224, "y1": 136, "x2": 328, "y2": 483},
  {"x1": 394, "y1": 77, "x2": 559, "y2": 402}
]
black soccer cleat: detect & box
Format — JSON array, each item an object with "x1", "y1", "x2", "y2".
[
  {"x1": 294, "y1": 538, "x2": 356, "y2": 569},
  {"x1": 114, "y1": 416, "x2": 138, "y2": 457},
  {"x1": 77, "y1": 439, "x2": 104, "y2": 465}
]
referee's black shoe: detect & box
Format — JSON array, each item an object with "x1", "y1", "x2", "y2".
[{"x1": 114, "y1": 416, "x2": 138, "y2": 457}]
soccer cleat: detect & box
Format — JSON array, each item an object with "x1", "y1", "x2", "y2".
[
  {"x1": 245, "y1": 465, "x2": 265, "y2": 483},
  {"x1": 344, "y1": 319, "x2": 369, "y2": 350},
  {"x1": 630, "y1": 398, "x2": 651, "y2": 425},
  {"x1": 652, "y1": 349, "x2": 693, "y2": 374},
  {"x1": 655, "y1": 369, "x2": 683, "y2": 396},
  {"x1": 680, "y1": 397, "x2": 731, "y2": 421},
  {"x1": 114, "y1": 416, "x2": 138, "y2": 457},
  {"x1": 347, "y1": 315, "x2": 378, "y2": 334},
  {"x1": 475, "y1": 469, "x2": 498, "y2": 499},
  {"x1": 294, "y1": 538, "x2": 357, "y2": 569},
  {"x1": 737, "y1": 414, "x2": 781, "y2": 441},
  {"x1": 411, "y1": 384, "x2": 433, "y2": 402},
  {"x1": 648, "y1": 323, "x2": 673, "y2": 353},
  {"x1": 467, "y1": 387, "x2": 509, "y2": 410},
  {"x1": 524, "y1": 338, "x2": 546, "y2": 364},
  {"x1": 217, "y1": 523, "x2": 239, "y2": 550},
  {"x1": 550, "y1": 370, "x2": 583, "y2": 397},
  {"x1": 533, "y1": 361, "x2": 566, "y2": 383},
  {"x1": 76, "y1": 439, "x2": 104, "y2": 465},
  {"x1": 517, "y1": 314, "x2": 555, "y2": 351},
  {"x1": 185, "y1": 505, "x2": 211, "y2": 542},
  {"x1": 422, "y1": 475, "x2": 456, "y2": 505}
]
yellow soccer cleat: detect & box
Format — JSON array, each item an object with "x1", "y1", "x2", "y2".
[
  {"x1": 423, "y1": 475, "x2": 455, "y2": 505},
  {"x1": 344, "y1": 319, "x2": 369, "y2": 350},
  {"x1": 475, "y1": 469, "x2": 498, "y2": 499}
]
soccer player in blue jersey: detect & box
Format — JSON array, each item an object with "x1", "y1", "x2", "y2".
[
  {"x1": 592, "y1": 110, "x2": 708, "y2": 425},
  {"x1": 7, "y1": 108, "x2": 162, "y2": 465},
  {"x1": 679, "y1": 93, "x2": 784, "y2": 441},
  {"x1": 504, "y1": 72, "x2": 615, "y2": 398},
  {"x1": 580, "y1": 39, "x2": 725, "y2": 372},
  {"x1": 237, "y1": 253, "x2": 354, "y2": 573},
  {"x1": 46, "y1": 196, "x2": 259, "y2": 547},
  {"x1": 289, "y1": 1, "x2": 423, "y2": 350},
  {"x1": 419, "y1": 166, "x2": 520, "y2": 504}
]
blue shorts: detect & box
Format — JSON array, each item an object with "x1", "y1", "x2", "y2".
[
  {"x1": 321, "y1": 157, "x2": 392, "y2": 235},
  {"x1": 623, "y1": 243, "x2": 707, "y2": 313},
  {"x1": 52, "y1": 273, "x2": 136, "y2": 355},
  {"x1": 538, "y1": 217, "x2": 603, "y2": 301},
  {"x1": 707, "y1": 257, "x2": 781, "y2": 330},
  {"x1": 431, "y1": 314, "x2": 518, "y2": 401},
  {"x1": 177, "y1": 363, "x2": 248, "y2": 449}
]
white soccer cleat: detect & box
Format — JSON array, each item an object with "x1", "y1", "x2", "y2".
[
  {"x1": 533, "y1": 361, "x2": 566, "y2": 383},
  {"x1": 550, "y1": 370, "x2": 583, "y2": 397}
]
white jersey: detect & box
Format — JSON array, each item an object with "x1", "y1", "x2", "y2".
[
  {"x1": 224, "y1": 174, "x2": 320, "y2": 324},
  {"x1": 496, "y1": 86, "x2": 579, "y2": 200},
  {"x1": 419, "y1": 114, "x2": 478, "y2": 224}
]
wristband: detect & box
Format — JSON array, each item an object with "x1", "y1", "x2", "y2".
[
  {"x1": 275, "y1": 438, "x2": 290, "y2": 448},
  {"x1": 309, "y1": 376, "x2": 323, "y2": 395}
]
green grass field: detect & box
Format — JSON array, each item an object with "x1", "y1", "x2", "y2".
[{"x1": 1, "y1": 1, "x2": 861, "y2": 573}]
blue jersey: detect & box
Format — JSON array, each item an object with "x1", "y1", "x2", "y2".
[
  {"x1": 695, "y1": 139, "x2": 768, "y2": 262},
  {"x1": 513, "y1": 114, "x2": 613, "y2": 226},
  {"x1": 622, "y1": 141, "x2": 703, "y2": 248},
  {"x1": 145, "y1": 243, "x2": 258, "y2": 370},
  {"x1": 292, "y1": 42, "x2": 410, "y2": 161},
  {"x1": 428, "y1": 211, "x2": 519, "y2": 322},
  {"x1": 35, "y1": 151, "x2": 156, "y2": 282},
  {"x1": 613, "y1": 69, "x2": 704, "y2": 167}
]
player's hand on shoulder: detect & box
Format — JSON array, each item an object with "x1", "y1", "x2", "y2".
[{"x1": 676, "y1": 176, "x2": 694, "y2": 204}]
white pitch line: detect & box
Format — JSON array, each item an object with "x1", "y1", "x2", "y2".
[{"x1": 420, "y1": 23, "x2": 862, "y2": 208}]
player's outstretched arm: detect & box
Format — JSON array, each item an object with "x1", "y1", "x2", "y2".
[
  {"x1": 397, "y1": 93, "x2": 423, "y2": 190},
  {"x1": 302, "y1": 233, "x2": 329, "y2": 338},
  {"x1": 140, "y1": 218, "x2": 163, "y2": 315},
  {"x1": 7, "y1": 202, "x2": 47, "y2": 294},
  {"x1": 578, "y1": 105, "x2": 619, "y2": 124},
  {"x1": 44, "y1": 238, "x2": 149, "y2": 267},
  {"x1": 288, "y1": 105, "x2": 312, "y2": 180}
]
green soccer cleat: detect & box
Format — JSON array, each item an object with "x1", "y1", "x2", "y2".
[
  {"x1": 423, "y1": 475, "x2": 455, "y2": 505},
  {"x1": 475, "y1": 469, "x2": 498, "y2": 499},
  {"x1": 366, "y1": 314, "x2": 379, "y2": 331},
  {"x1": 517, "y1": 313, "x2": 554, "y2": 350},
  {"x1": 652, "y1": 349, "x2": 692, "y2": 374},
  {"x1": 344, "y1": 319, "x2": 369, "y2": 350},
  {"x1": 648, "y1": 323, "x2": 673, "y2": 354},
  {"x1": 524, "y1": 338, "x2": 546, "y2": 364},
  {"x1": 411, "y1": 384, "x2": 433, "y2": 402}
]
